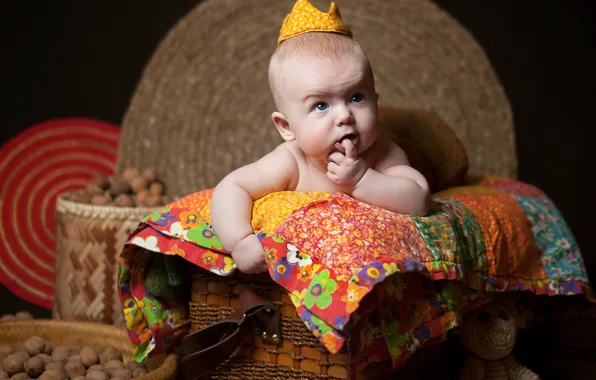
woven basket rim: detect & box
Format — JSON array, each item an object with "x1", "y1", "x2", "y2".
[
  {"x1": 0, "y1": 319, "x2": 178, "y2": 380},
  {"x1": 0, "y1": 319, "x2": 130, "y2": 342},
  {"x1": 56, "y1": 191, "x2": 160, "y2": 220}
]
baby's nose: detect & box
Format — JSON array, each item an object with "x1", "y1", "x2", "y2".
[{"x1": 336, "y1": 107, "x2": 354, "y2": 125}]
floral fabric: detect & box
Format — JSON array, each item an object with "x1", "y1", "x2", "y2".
[{"x1": 118, "y1": 176, "x2": 593, "y2": 370}]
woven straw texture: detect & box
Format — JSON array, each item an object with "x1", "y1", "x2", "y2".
[
  {"x1": 0, "y1": 320, "x2": 177, "y2": 380},
  {"x1": 53, "y1": 192, "x2": 159, "y2": 325},
  {"x1": 117, "y1": 0, "x2": 516, "y2": 197},
  {"x1": 191, "y1": 273, "x2": 354, "y2": 379},
  {"x1": 190, "y1": 272, "x2": 462, "y2": 379}
]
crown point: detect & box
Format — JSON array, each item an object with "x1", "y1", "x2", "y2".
[{"x1": 277, "y1": 0, "x2": 353, "y2": 45}]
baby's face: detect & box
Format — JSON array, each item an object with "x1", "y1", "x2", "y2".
[{"x1": 275, "y1": 53, "x2": 378, "y2": 161}]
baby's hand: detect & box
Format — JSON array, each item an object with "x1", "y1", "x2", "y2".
[
  {"x1": 231, "y1": 234, "x2": 267, "y2": 274},
  {"x1": 327, "y1": 139, "x2": 367, "y2": 190}
]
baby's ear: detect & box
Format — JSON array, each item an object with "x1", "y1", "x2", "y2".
[{"x1": 272, "y1": 112, "x2": 295, "y2": 142}]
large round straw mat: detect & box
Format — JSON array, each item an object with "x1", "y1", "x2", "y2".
[
  {"x1": 0, "y1": 118, "x2": 120, "y2": 309},
  {"x1": 118, "y1": 0, "x2": 516, "y2": 197}
]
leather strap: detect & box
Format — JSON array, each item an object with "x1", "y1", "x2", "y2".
[{"x1": 175, "y1": 289, "x2": 282, "y2": 380}]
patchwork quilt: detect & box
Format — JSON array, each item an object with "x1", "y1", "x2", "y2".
[{"x1": 118, "y1": 175, "x2": 592, "y2": 370}]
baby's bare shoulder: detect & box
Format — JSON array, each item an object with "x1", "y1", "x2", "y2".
[
  {"x1": 367, "y1": 139, "x2": 408, "y2": 171},
  {"x1": 261, "y1": 143, "x2": 300, "y2": 188}
]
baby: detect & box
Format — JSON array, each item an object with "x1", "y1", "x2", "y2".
[{"x1": 210, "y1": 0, "x2": 429, "y2": 274}]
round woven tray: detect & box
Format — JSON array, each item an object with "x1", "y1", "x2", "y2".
[
  {"x1": 0, "y1": 319, "x2": 177, "y2": 380},
  {"x1": 117, "y1": 0, "x2": 516, "y2": 197}
]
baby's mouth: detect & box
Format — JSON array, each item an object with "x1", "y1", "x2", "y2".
[{"x1": 334, "y1": 133, "x2": 358, "y2": 153}]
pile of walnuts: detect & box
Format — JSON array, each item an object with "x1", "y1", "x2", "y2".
[
  {"x1": 0, "y1": 336, "x2": 148, "y2": 380},
  {"x1": 70, "y1": 168, "x2": 174, "y2": 207},
  {"x1": 0, "y1": 313, "x2": 33, "y2": 322}
]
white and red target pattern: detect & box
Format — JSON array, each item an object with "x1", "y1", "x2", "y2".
[{"x1": 0, "y1": 118, "x2": 120, "y2": 309}]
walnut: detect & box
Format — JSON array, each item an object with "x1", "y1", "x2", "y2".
[
  {"x1": 9, "y1": 373, "x2": 30, "y2": 380},
  {"x1": 50, "y1": 347, "x2": 70, "y2": 364},
  {"x1": 37, "y1": 354, "x2": 52, "y2": 365},
  {"x1": 109, "y1": 180, "x2": 132, "y2": 198},
  {"x1": 24, "y1": 355, "x2": 45, "y2": 378},
  {"x1": 64, "y1": 362, "x2": 86, "y2": 378},
  {"x1": 130, "y1": 177, "x2": 148, "y2": 193},
  {"x1": 123, "y1": 361, "x2": 145, "y2": 372},
  {"x1": 0, "y1": 370, "x2": 8, "y2": 379},
  {"x1": 120, "y1": 168, "x2": 140, "y2": 183},
  {"x1": 134, "y1": 189, "x2": 150, "y2": 206},
  {"x1": 91, "y1": 195, "x2": 109, "y2": 206},
  {"x1": 2, "y1": 355, "x2": 24, "y2": 376},
  {"x1": 131, "y1": 367, "x2": 147, "y2": 379},
  {"x1": 99, "y1": 348, "x2": 121, "y2": 363},
  {"x1": 71, "y1": 191, "x2": 93, "y2": 204},
  {"x1": 24, "y1": 336, "x2": 46, "y2": 357},
  {"x1": 72, "y1": 376, "x2": 85, "y2": 380},
  {"x1": 148, "y1": 182, "x2": 164, "y2": 196},
  {"x1": 44, "y1": 362, "x2": 63, "y2": 372},
  {"x1": 141, "y1": 169, "x2": 156, "y2": 183},
  {"x1": 114, "y1": 194, "x2": 135, "y2": 207},
  {"x1": 14, "y1": 312, "x2": 33, "y2": 321},
  {"x1": 102, "y1": 360, "x2": 122, "y2": 375},
  {"x1": 90, "y1": 175, "x2": 110, "y2": 190},
  {"x1": 10, "y1": 350, "x2": 29, "y2": 365},
  {"x1": 144, "y1": 194, "x2": 161, "y2": 207},
  {"x1": 0, "y1": 315, "x2": 15, "y2": 322},
  {"x1": 86, "y1": 184, "x2": 104, "y2": 197},
  {"x1": 111, "y1": 368, "x2": 131, "y2": 380},
  {"x1": 39, "y1": 369, "x2": 65, "y2": 380},
  {"x1": 69, "y1": 355, "x2": 81, "y2": 364},
  {"x1": 85, "y1": 370, "x2": 108, "y2": 380},
  {"x1": 79, "y1": 347, "x2": 99, "y2": 368},
  {"x1": 86, "y1": 365, "x2": 103, "y2": 373}
]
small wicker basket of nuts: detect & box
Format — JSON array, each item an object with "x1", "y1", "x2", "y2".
[
  {"x1": 0, "y1": 319, "x2": 176, "y2": 380},
  {"x1": 53, "y1": 168, "x2": 178, "y2": 325}
]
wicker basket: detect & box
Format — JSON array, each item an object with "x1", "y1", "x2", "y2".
[
  {"x1": 190, "y1": 271, "x2": 463, "y2": 379},
  {"x1": 0, "y1": 319, "x2": 177, "y2": 380},
  {"x1": 53, "y1": 192, "x2": 159, "y2": 325}
]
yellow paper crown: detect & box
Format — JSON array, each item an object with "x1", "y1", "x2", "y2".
[{"x1": 278, "y1": 0, "x2": 353, "y2": 45}]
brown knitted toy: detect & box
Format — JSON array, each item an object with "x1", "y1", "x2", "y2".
[{"x1": 460, "y1": 302, "x2": 540, "y2": 380}]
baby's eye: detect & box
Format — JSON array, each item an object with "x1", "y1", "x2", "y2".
[
  {"x1": 350, "y1": 93, "x2": 364, "y2": 103},
  {"x1": 314, "y1": 102, "x2": 328, "y2": 112}
]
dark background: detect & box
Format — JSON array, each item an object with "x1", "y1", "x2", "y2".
[{"x1": 1, "y1": 0, "x2": 594, "y2": 319}]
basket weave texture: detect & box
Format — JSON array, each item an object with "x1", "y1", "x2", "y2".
[
  {"x1": 53, "y1": 193, "x2": 159, "y2": 325},
  {"x1": 117, "y1": 0, "x2": 516, "y2": 197},
  {"x1": 190, "y1": 272, "x2": 462, "y2": 379},
  {"x1": 191, "y1": 273, "x2": 355, "y2": 379},
  {"x1": 0, "y1": 319, "x2": 177, "y2": 380}
]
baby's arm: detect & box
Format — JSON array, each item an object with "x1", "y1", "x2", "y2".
[
  {"x1": 210, "y1": 145, "x2": 297, "y2": 272},
  {"x1": 352, "y1": 141, "x2": 429, "y2": 216}
]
